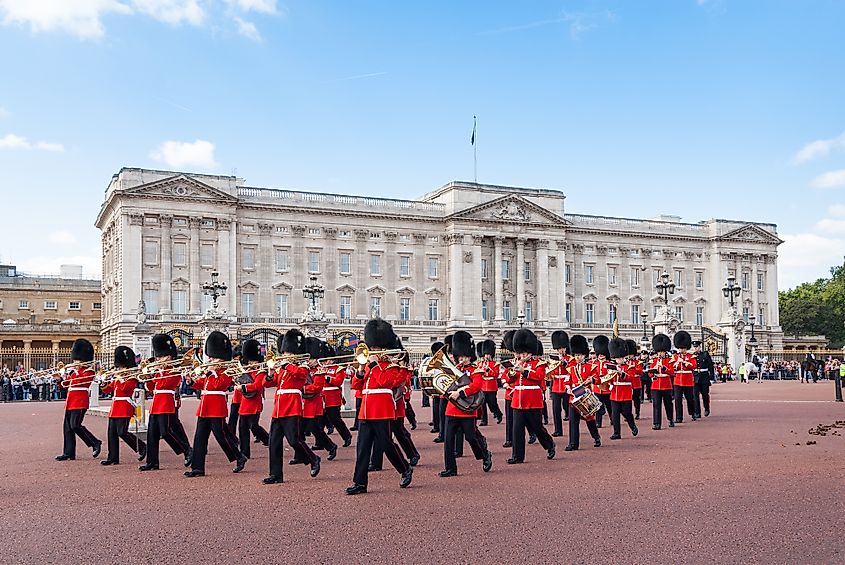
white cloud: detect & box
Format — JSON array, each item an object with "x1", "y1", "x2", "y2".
[
  {"x1": 226, "y1": 0, "x2": 277, "y2": 14},
  {"x1": 814, "y1": 218, "x2": 845, "y2": 235},
  {"x1": 0, "y1": 0, "x2": 132, "y2": 39},
  {"x1": 151, "y1": 139, "x2": 217, "y2": 170},
  {"x1": 810, "y1": 169, "x2": 845, "y2": 189},
  {"x1": 778, "y1": 232, "x2": 845, "y2": 290},
  {"x1": 48, "y1": 231, "x2": 78, "y2": 245},
  {"x1": 234, "y1": 16, "x2": 260, "y2": 40},
  {"x1": 828, "y1": 203, "x2": 845, "y2": 217},
  {"x1": 0, "y1": 133, "x2": 64, "y2": 151},
  {"x1": 0, "y1": 107, "x2": 9, "y2": 119},
  {"x1": 793, "y1": 131, "x2": 845, "y2": 164},
  {"x1": 131, "y1": 0, "x2": 204, "y2": 26}
]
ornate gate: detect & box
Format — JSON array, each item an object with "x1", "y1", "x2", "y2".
[
  {"x1": 239, "y1": 327, "x2": 283, "y2": 350},
  {"x1": 701, "y1": 326, "x2": 728, "y2": 365},
  {"x1": 330, "y1": 331, "x2": 360, "y2": 354},
  {"x1": 165, "y1": 328, "x2": 199, "y2": 355}
]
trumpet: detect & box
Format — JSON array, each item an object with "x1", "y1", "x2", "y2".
[
  {"x1": 265, "y1": 352, "x2": 310, "y2": 370},
  {"x1": 354, "y1": 344, "x2": 407, "y2": 365}
]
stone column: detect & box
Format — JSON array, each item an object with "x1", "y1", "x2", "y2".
[
  {"x1": 536, "y1": 239, "x2": 549, "y2": 322},
  {"x1": 516, "y1": 238, "x2": 526, "y2": 318},
  {"x1": 354, "y1": 230, "x2": 370, "y2": 318},
  {"x1": 471, "y1": 235, "x2": 485, "y2": 321},
  {"x1": 217, "y1": 219, "x2": 232, "y2": 316},
  {"x1": 384, "y1": 231, "x2": 398, "y2": 318},
  {"x1": 494, "y1": 236, "x2": 504, "y2": 322},
  {"x1": 126, "y1": 214, "x2": 144, "y2": 319},
  {"x1": 189, "y1": 217, "x2": 201, "y2": 314},
  {"x1": 766, "y1": 256, "x2": 779, "y2": 326},
  {"x1": 555, "y1": 240, "x2": 567, "y2": 322},
  {"x1": 23, "y1": 340, "x2": 32, "y2": 370},
  {"x1": 447, "y1": 233, "x2": 464, "y2": 324},
  {"x1": 228, "y1": 220, "x2": 238, "y2": 316},
  {"x1": 258, "y1": 223, "x2": 274, "y2": 316},
  {"x1": 413, "y1": 234, "x2": 427, "y2": 320},
  {"x1": 159, "y1": 215, "x2": 173, "y2": 314}
]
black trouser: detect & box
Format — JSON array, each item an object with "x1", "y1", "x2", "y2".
[
  {"x1": 405, "y1": 401, "x2": 417, "y2": 429},
  {"x1": 422, "y1": 392, "x2": 430, "y2": 408},
  {"x1": 550, "y1": 391, "x2": 569, "y2": 435},
  {"x1": 40, "y1": 384, "x2": 50, "y2": 401},
  {"x1": 444, "y1": 416, "x2": 487, "y2": 472},
  {"x1": 62, "y1": 409, "x2": 99, "y2": 458},
  {"x1": 303, "y1": 416, "x2": 336, "y2": 451},
  {"x1": 694, "y1": 382, "x2": 710, "y2": 417},
  {"x1": 227, "y1": 402, "x2": 240, "y2": 436},
  {"x1": 269, "y1": 416, "x2": 316, "y2": 479},
  {"x1": 504, "y1": 399, "x2": 513, "y2": 443},
  {"x1": 567, "y1": 404, "x2": 600, "y2": 449},
  {"x1": 146, "y1": 413, "x2": 190, "y2": 466},
  {"x1": 191, "y1": 417, "x2": 241, "y2": 472},
  {"x1": 352, "y1": 419, "x2": 408, "y2": 486},
  {"x1": 596, "y1": 393, "x2": 612, "y2": 428},
  {"x1": 169, "y1": 411, "x2": 192, "y2": 454},
  {"x1": 480, "y1": 391, "x2": 502, "y2": 425},
  {"x1": 611, "y1": 400, "x2": 637, "y2": 437},
  {"x1": 106, "y1": 417, "x2": 145, "y2": 463},
  {"x1": 673, "y1": 385, "x2": 696, "y2": 421},
  {"x1": 652, "y1": 389, "x2": 674, "y2": 428},
  {"x1": 431, "y1": 396, "x2": 441, "y2": 431},
  {"x1": 511, "y1": 408, "x2": 554, "y2": 460},
  {"x1": 372, "y1": 416, "x2": 419, "y2": 468},
  {"x1": 324, "y1": 406, "x2": 352, "y2": 443},
  {"x1": 438, "y1": 397, "x2": 448, "y2": 441},
  {"x1": 238, "y1": 412, "x2": 269, "y2": 458},
  {"x1": 353, "y1": 397, "x2": 362, "y2": 428},
  {"x1": 632, "y1": 388, "x2": 643, "y2": 417},
  {"x1": 642, "y1": 377, "x2": 652, "y2": 400}
]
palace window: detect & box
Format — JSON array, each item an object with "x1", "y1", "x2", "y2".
[
  {"x1": 399, "y1": 255, "x2": 410, "y2": 277},
  {"x1": 201, "y1": 294, "x2": 212, "y2": 314},
  {"x1": 696, "y1": 306, "x2": 704, "y2": 326},
  {"x1": 524, "y1": 262, "x2": 532, "y2": 282},
  {"x1": 339, "y1": 252, "x2": 351, "y2": 275},
  {"x1": 143, "y1": 239, "x2": 160, "y2": 266},
  {"x1": 675, "y1": 305, "x2": 684, "y2": 322},
  {"x1": 370, "y1": 254, "x2": 381, "y2": 276},
  {"x1": 242, "y1": 247, "x2": 255, "y2": 270},
  {"x1": 585, "y1": 303, "x2": 594, "y2": 324},
  {"x1": 275, "y1": 249, "x2": 289, "y2": 272},
  {"x1": 481, "y1": 258, "x2": 488, "y2": 280},
  {"x1": 309, "y1": 251, "x2": 320, "y2": 274},
  {"x1": 585, "y1": 264, "x2": 594, "y2": 285},
  {"x1": 695, "y1": 271, "x2": 704, "y2": 290},
  {"x1": 18, "y1": 300, "x2": 29, "y2": 309},
  {"x1": 200, "y1": 244, "x2": 215, "y2": 268},
  {"x1": 631, "y1": 304, "x2": 640, "y2": 325},
  {"x1": 428, "y1": 299, "x2": 439, "y2": 321},
  {"x1": 502, "y1": 259, "x2": 511, "y2": 280},
  {"x1": 339, "y1": 296, "x2": 352, "y2": 319},
  {"x1": 609, "y1": 303, "x2": 617, "y2": 324},
  {"x1": 370, "y1": 296, "x2": 382, "y2": 318},
  {"x1": 201, "y1": 219, "x2": 216, "y2": 228},
  {"x1": 742, "y1": 307, "x2": 749, "y2": 322},
  {"x1": 565, "y1": 303, "x2": 571, "y2": 323},
  {"x1": 400, "y1": 298, "x2": 411, "y2": 321},
  {"x1": 741, "y1": 272, "x2": 750, "y2": 290},
  {"x1": 44, "y1": 300, "x2": 57, "y2": 310},
  {"x1": 171, "y1": 291, "x2": 187, "y2": 315},
  {"x1": 630, "y1": 267, "x2": 640, "y2": 288},
  {"x1": 481, "y1": 299, "x2": 489, "y2": 321},
  {"x1": 608, "y1": 266, "x2": 617, "y2": 286},
  {"x1": 241, "y1": 292, "x2": 255, "y2": 317},
  {"x1": 309, "y1": 228, "x2": 321, "y2": 235},
  {"x1": 68, "y1": 301, "x2": 81, "y2": 311},
  {"x1": 428, "y1": 257, "x2": 439, "y2": 278},
  {"x1": 143, "y1": 289, "x2": 159, "y2": 314},
  {"x1": 93, "y1": 302, "x2": 102, "y2": 310},
  {"x1": 565, "y1": 264, "x2": 572, "y2": 284},
  {"x1": 757, "y1": 273, "x2": 765, "y2": 291},
  {"x1": 276, "y1": 294, "x2": 289, "y2": 317},
  {"x1": 173, "y1": 242, "x2": 187, "y2": 267},
  {"x1": 525, "y1": 301, "x2": 533, "y2": 322},
  {"x1": 674, "y1": 269, "x2": 683, "y2": 288},
  {"x1": 503, "y1": 300, "x2": 511, "y2": 321},
  {"x1": 173, "y1": 218, "x2": 187, "y2": 227},
  {"x1": 758, "y1": 306, "x2": 766, "y2": 326}
]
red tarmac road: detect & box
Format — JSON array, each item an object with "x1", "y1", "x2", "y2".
[{"x1": 1, "y1": 381, "x2": 843, "y2": 564}]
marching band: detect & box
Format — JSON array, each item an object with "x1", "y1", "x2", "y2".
[{"x1": 42, "y1": 321, "x2": 717, "y2": 495}]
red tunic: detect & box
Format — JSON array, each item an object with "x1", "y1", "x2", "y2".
[
  {"x1": 146, "y1": 367, "x2": 181, "y2": 414},
  {"x1": 266, "y1": 363, "x2": 307, "y2": 418},
  {"x1": 394, "y1": 367, "x2": 412, "y2": 419},
  {"x1": 649, "y1": 356, "x2": 675, "y2": 391},
  {"x1": 322, "y1": 365, "x2": 345, "y2": 408},
  {"x1": 549, "y1": 356, "x2": 571, "y2": 394},
  {"x1": 610, "y1": 362, "x2": 633, "y2": 402},
  {"x1": 500, "y1": 362, "x2": 514, "y2": 401},
  {"x1": 303, "y1": 370, "x2": 326, "y2": 418},
  {"x1": 102, "y1": 378, "x2": 138, "y2": 418},
  {"x1": 238, "y1": 368, "x2": 266, "y2": 416},
  {"x1": 511, "y1": 358, "x2": 545, "y2": 410},
  {"x1": 192, "y1": 367, "x2": 232, "y2": 418},
  {"x1": 446, "y1": 365, "x2": 483, "y2": 418},
  {"x1": 232, "y1": 387, "x2": 242, "y2": 405},
  {"x1": 479, "y1": 359, "x2": 500, "y2": 392},
  {"x1": 592, "y1": 359, "x2": 612, "y2": 396},
  {"x1": 566, "y1": 361, "x2": 596, "y2": 397},
  {"x1": 63, "y1": 367, "x2": 94, "y2": 411},
  {"x1": 672, "y1": 352, "x2": 697, "y2": 387},
  {"x1": 351, "y1": 361, "x2": 405, "y2": 420},
  {"x1": 630, "y1": 359, "x2": 643, "y2": 389}
]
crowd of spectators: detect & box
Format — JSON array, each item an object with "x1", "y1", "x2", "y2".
[{"x1": 1, "y1": 366, "x2": 66, "y2": 402}]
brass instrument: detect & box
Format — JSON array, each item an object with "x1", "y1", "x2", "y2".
[
  {"x1": 419, "y1": 346, "x2": 483, "y2": 413},
  {"x1": 137, "y1": 349, "x2": 199, "y2": 382},
  {"x1": 20, "y1": 363, "x2": 66, "y2": 384},
  {"x1": 97, "y1": 366, "x2": 142, "y2": 386},
  {"x1": 265, "y1": 352, "x2": 310, "y2": 370},
  {"x1": 58, "y1": 361, "x2": 101, "y2": 387}
]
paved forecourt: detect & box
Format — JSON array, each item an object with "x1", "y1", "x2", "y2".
[{"x1": 1, "y1": 381, "x2": 843, "y2": 564}]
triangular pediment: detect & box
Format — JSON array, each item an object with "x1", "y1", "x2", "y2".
[
  {"x1": 718, "y1": 224, "x2": 783, "y2": 245},
  {"x1": 272, "y1": 281, "x2": 293, "y2": 291},
  {"x1": 448, "y1": 194, "x2": 570, "y2": 226},
  {"x1": 123, "y1": 174, "x2": 238, "y2": 203},
  {"x1": 336, "y1": 284, "x2": 357, "y2": 293}
]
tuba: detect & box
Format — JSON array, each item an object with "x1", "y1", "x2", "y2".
[{"x1": 419, "y1": 346, "x2": 484, "y2": 413}]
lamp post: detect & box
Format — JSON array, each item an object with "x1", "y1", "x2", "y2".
[
  {"x1": 201, "y1": 271, "x2": 228, "y2": 313},
  {"x1": 302, "y1": 276, "x2": 325, "y2": 315},
  {"x1": 722, "y1": 275, "x2": 742, "y2": 309},
  {"x1": 640, "y1": 311, "x2": 650, "y2": 348},
  {"x1": 655, "y1": 271, "x2": 676, "y2": 311},
  {"x1": 517, "y1": 312, "x2": 526, "y2": 328},
  {"x1": 747, "y1": 314, "x2": 758, "y2": 348}
]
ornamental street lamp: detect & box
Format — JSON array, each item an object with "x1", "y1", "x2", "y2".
[
  {"x1": 748, "y1": 314, "x2": 758, "y2": 347},
  {"x1": 640, "y1": 310, "x2": 650, "y2": 347},
  {"x1": 201, "y1": 271, "x2": 227, "y2": 312},
  {"x1": 302, "y1": 276, "x2": 325, "y2": 314},
  {"x1": 656, "y1": 270, "x2": 676, "y2": 310},
  {"x1": 517, "y1": 312, "x2": 526, "y2": 328},
  {"x1": 722, "y1": 275, "x2": 742, "y2": 308}
]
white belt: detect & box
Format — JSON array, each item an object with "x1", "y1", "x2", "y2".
[
  {"x1": 613, "y1": 382, "x2": 632, "y2": 386},
  {"x1": 276, "y1": 389, "x2": 303, "y2": 396},
  {"x1": 482, "y1": 377, "x2": 496, "y2": 381},
  {"x1": 69, "y1": 387, "x2": 89, "y2": 392},
  {"x1": 514, "y1": 385, "x2": 541, "y2": 390},
  {"x1": 553, "y1": 376, "x2": 567, "y2": 380},
  {"x1": 363, "y1": 388, "x2": 393, "y2": 395},
  {"x1": 113, "y1": 396, "x2": 133, "y2": 401},
  {"x1": 154, "y1": 389, "x2": 177, "y2": 395},
  {"x1": 323, "y1": 386, "x2": 340, "y2": 391},
  {"x1": 201, "y1": 391, "x2": 226, "y2": 396}
]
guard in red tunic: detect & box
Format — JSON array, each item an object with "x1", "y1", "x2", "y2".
[
  {"x1": 592, "y1": 335, "x2": 613, "y2": 429},
  {"x1": 549, "y1": 330, "x2": 571, "y2": 437},
  {"x1": 507, "y1": 329, "x2": 555, "y2": 464},
  {"x1": 565, "y1": 335, "x2": 602, "y2": 451},
  {"x1": 322, "y1": 357, "x2": 352, "y2": 448},
  {"x1": 346, "y1": 320, "x2": 413, "y2": 495},
  {"x1": 440, "y1": 331, "x2": 492, "y2": 477},
  {"x1": 427, "y1": 341, "x2": 444, "y2": 439},
  {"x1": 185, "y1": 331, "x2": 246, "y2": 477},
  {"x1": 672, "y1": 330, "x2": 698, "y2": 423},
  {"x1": 139, "y1": 334, "x2": 192, "y2": 471},
  {"x1": 648, "y1": 334, "x2": 675, "y2": 430},
  {"x1": 477, "y1": 339, "x2": 503, "y2": 426},
  {"x1": 54, "y1": 338, "x2": 102, "y2": 461},
  {"x1": 302, "y1": 338, "x2": 338, "y2": 461},
  {"x1": 263, "y1": 329, "x2": 321, "y2": 484},
  {"x1": 227, "y1": 344, "x2": 244, "y2": 436},
  {"x1": 500, "y1": 330, "x2": 516, "y2": 449},
  {"x1": 233, "y1": 339, "x2": 270, "y2": 460},
  {"x1": 371, "y1": 337, "x2": 420, "y2": 469},
  {"x1": 100, "y1": 346, "x2": 146, "y2": 465},
  {"x1": 625, "y1": 339, "x2": 644, "y2": 419},
  {"x1": 608, "y1": 338, "x2": 638, "y2": 440}
]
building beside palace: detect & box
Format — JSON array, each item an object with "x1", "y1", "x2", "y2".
[
  {"x1": 0, "y1": 264, "x2": 102, "y2": 369},
  {"x1": 96, "y1": 167, "x2": 784, "y2": 356}
]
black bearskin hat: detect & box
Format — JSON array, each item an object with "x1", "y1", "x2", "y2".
[
  {"x1": 232, "y1": 343, "x2": 242, "y2": 360},
  {"x1": 502, "y1": 330, "x2": 516, "y2": 352},
  {"x1": 113, "y1": 346, "x2": 136, "y2": 369},
  {"x1": 476, "y1": 341, "x2": 484, "y2": 358},
  {"x1": 652, "y1": 334, "x2": 672, "y2": 353},
  {"x1": 593, "y1": 335, "x2": 610, "y2": 358},
  {"x1": 551, "y1": 330, "x2": 570, "y2": 352},
  {"x1": 608, "y1": 337, "x2": 628, "y2": 360},
  {"x1": 205, "y1": 331, "x2": 232, "y2": 361},
  {"x1": 512, "y1": 329, "x2": 538, "y2": 354},
  {"x1": 625, "y1": 339, "x2": 638, "y2": 357},
  {"x1": 279, "y1": 329, "x2": 306, "y2": 355},
  {"x1": 241, "y1": 339, "x2": 263, "y2": 363},
  {"x1": 673, "y1": 330, "x2": 692, "y2": 350},
  {"x1": 452, "y1": 331, "x2": 475, "y2": 360},
  {"x1": 70, "y1": 338, "x2": 94, "y2": 363},
  {"x1": 570, "y1": 335, "x2": 589, "y2": 356},
  {"x1": 444, "y1": 334, "x2": 453, "y2": 353},
  {"x1": 535, "y1": 340, "x2": 544, "y2": 356},
  {"x1": 480, "y1": 339, "x2": 496, "y2": 358},
  {"x1": 364, "y1": 319, "x2": 395, "y2": 350},
  {"x1": 304, "y1": 337, "x2": 324, "y2": 360},
  {"x1": 152, "y1": 334, "x2": 178, "y2": 359},
  {"x1": 431, "y1": 341, "x2": 444, "y2": 356}
]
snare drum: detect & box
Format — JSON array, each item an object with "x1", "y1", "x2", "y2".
[{"x1": 571, "y1": 385, "x2": 602, "y2": 418}]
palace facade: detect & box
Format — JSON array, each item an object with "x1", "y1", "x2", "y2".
[{"x1": 96, "y1": 168, "x2": 784, "y2": 354}]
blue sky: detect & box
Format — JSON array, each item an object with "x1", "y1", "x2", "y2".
[{"x1": 1, "y1": 0, "x2": 844, "y2": 290}]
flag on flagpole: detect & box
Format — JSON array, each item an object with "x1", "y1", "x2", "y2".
[{"x1": 471, "y1": 115, "x2": 476, "y2": 145}]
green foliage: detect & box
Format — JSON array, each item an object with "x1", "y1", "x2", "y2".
[{"x1": 779, "y1": 258, "x2": 845, "y2": 347}]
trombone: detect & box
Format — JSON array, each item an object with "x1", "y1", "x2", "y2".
[
  {"x1": 97, "y1": 366, "x2": 142, "y2": 386},
  {"x1": 58, "y1": 361, "x2": 101, "y2": 387},
  {"x1": 137, "y1": 349, "x2": 199, "y2": 382}
]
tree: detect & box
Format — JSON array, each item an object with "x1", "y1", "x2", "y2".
[{"x1": 779, "y1": 258, "x2": 845, "y2": 347}]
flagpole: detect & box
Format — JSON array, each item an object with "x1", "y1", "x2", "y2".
[{"x1": 473, "y1": 115, "x2": 478, "y2": 183}]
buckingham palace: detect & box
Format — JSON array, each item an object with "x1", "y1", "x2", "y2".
[{"x1": 95, "y1": 167, "x2": 784, "y2": 354}]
